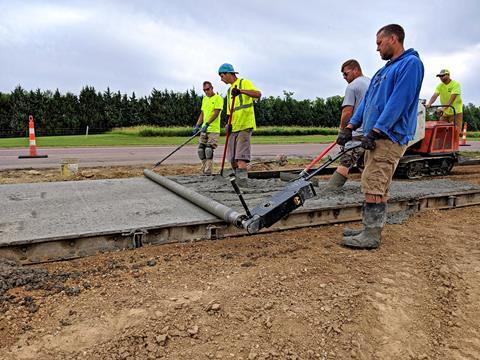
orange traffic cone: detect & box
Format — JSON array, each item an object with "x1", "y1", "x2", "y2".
[
  {"x1": 18, "y1": 115, "x2": 48, "y2": 158},
  {"x1": 459, "y1": 122, "x2": 471, "y2": 147}
]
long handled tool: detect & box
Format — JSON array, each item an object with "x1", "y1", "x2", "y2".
[
  {"x1": 152, "y1": 129, "x2": 201, "y2": 169},
  {"x1": 297, "y1": 141, "x2": 337, "y2": 178},
  {"x1": 219, "y1": 86, "x2": 238, "y2": 176},
  {"x1": 279, "y1": 141, "x2": 336, "y2": 182},
  {"x1": 232, "y1": 144, "x2": 362, "y2": 234}
]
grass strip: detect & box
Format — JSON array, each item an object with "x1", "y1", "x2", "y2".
[{"x1": 0, "y1": 133, "x2": 338, "y2": 148}]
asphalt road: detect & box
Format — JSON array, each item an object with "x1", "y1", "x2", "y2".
[{"x1": 1, "y1": 141, "x2": 479, "y2": 170}]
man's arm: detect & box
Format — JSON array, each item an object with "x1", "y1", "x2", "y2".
[
  {"x1": 440, "y1": 81, "x2": 461, "y2": 112},
  {"x1": 238, "y1": 89, "x2": 261, "y2": 99},
  {"x1": 347, "y1": 97, "x2": 366, "y2": 129},
  {"x1": 234, "y1": 79, "x2": 261, "y2": 99},
  {"x1": 340, "y1": 106, "x2": 354, "y2": 129},
  {"x1": 445, "y1": 93, "x2": 458, "y2": 107},
  {"x1": 196, "y1": 112, "x2": 204, "y2": 126},
  {"x1": 426, "y1": 93, "x2": 439, "y2": 107},
  {"x1": 207, "y1": 109, "x2": 221, "y2": 124}
]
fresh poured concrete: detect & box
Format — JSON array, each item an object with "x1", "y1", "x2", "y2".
[
  {"x1": 1, "y1": 175, "x2": 479, "y2": 247},
  {"x1": 0, "y1": 178, "x2": 217, "y2": 246}
]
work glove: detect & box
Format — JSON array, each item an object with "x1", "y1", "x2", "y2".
[
  {"x1": 201, "y1": 123, "x2": 209, "y2": 133},
  {"x1": 336, "y1": 127, "x2": 353, "y2": 146},
  {"x1": 192, "y1": 125, "x2": 200, "y2": 135},
  {"x1": 361, "y1": 130, "x2": 385, "y2": 150},
  {"x1": 225, "y1": 124, "x2": 232, "y2": 134},
  {"x1": 231, "y1": 87, "x2": 241, "y2": 97}
]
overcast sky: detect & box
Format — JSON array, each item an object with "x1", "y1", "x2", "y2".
[{"x1": 1, "y1": 0, "x2": 479, "y2": 105}]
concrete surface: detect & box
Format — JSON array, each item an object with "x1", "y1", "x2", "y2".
[
  {"x1": 1, "y1": 175, "x2": 479, "y2": 247},
  {"x1": 0, "y1": 178, "x2": 217, "y2": 246}
]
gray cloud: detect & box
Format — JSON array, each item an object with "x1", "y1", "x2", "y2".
[{"x1": 0, "y1": 0, "x2": 479, "y2": 104}]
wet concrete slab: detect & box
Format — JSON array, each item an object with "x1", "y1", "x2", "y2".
[
  {"x1": 1, "y1": 175, "x2": 479, "y2": 247},
  {"x1": 0, "y1": 178, "x2": 217, "y2": 246}
]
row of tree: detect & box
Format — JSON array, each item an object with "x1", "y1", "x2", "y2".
[{"x1": 0, "y1": 86, "x2": 479, "y2": 137}]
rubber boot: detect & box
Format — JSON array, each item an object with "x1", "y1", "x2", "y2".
[
  {"x1": 325, "y1": 171, "x2": 348, "y2": 190},
  {"x1": 342, "y1": 203, "x2": 387, "y2": 249},
  {"x1": 343, "y1": 204, "x2": 387, "y2": 236},
  {"x1": 343, "y1": 227, "x2": 363, "y2": 236},
  {"x1": 204, "y1": 159, "x2": 213, "y2": 175},
  {"x1": 236, "y1": 168, "x2": 249, "y2": 187},
  {"x1": 342, "y1": 202, "x2": 388, "y2": 236}
]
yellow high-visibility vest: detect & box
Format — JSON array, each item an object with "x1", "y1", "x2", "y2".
[{"x1": 226, "y1": 78, "x2": 259, "y2": 132}]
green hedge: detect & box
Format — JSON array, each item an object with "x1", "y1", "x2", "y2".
[
  {"x1": 110, "y1": 126, "x2": 339, "y2": 137},
  {"x1": 1, "y1": 86, "x2": 479, "y2": 138}
]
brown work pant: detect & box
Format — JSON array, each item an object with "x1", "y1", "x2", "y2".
[
  {"x1": 440, "y1": 112, "x2": 463, "y2": 131},
  {"x1": 361, "y1": 139, "x2": 407, "y2": 198},
  {"x1": 227, "y1": 129, "x2": 252, "y2": 163}
]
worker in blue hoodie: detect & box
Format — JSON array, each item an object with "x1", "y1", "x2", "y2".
[{"x1": 336, "y1": 24, "x2": 424, "y2": 249}]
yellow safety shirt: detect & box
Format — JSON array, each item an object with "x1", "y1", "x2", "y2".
[
  {"x1": 201, "y1": 93, "x2": 224, "y2": 133},
  {"x1": 435, "y1": 80, "x2": 463, "y2": 116}
]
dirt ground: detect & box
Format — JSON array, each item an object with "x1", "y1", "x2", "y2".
[
  {"x1": 0, "y1": 159, "x2": 307, "y2": 185},
  {"x1": 1, "y1": 162, "x2": 480, "y2": 359}
]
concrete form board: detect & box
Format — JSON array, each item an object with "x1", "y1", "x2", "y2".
[
  {"x1": 0, "y1": 178, "x2": 217, "y2": 246},
  {"x1": 1, "y1": 175, "x2": 480, "y2": 247}
]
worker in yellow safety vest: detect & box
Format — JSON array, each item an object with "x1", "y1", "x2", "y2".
[
  {"x1": 192, "y1": 81, "x2": 224, "y2": 175},
  {"x1": 218, "y1": 63, "x2": 261, "y2": 187},
  {"x1": 426, "y1": 69, "x2": 463, "y2": 130}
]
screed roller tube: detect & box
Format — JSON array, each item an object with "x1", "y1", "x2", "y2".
[{"x1": 144, "y1": 169, "x2": 245, "y2": 227}]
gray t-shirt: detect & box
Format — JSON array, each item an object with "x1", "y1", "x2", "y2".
[{"x1": 342, "y1": 75, "x2": 370, "y2": 137}]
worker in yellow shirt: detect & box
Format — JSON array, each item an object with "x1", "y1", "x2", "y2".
[
  {"x1": 426, "y1": 69, "x2": 463, "y2": 130},
  {"x1": 193, "y1": 81, "x2": 224, "y2": 175},
  {"x1": 218, "y1": 63, "x2": 261, "y2": 187}
]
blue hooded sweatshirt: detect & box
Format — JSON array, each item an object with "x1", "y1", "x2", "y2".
[{"x1": 349, "y1": 48, "x2": 424, "y2": 145}]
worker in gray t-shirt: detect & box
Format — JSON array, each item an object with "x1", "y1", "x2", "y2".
[{"x1": 326, "y1": 59, "x2": 370, "y2": 190}]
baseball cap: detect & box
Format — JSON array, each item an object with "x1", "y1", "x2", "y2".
[
  {"x1": 218, "y1": 63, "x2": 238, "y2": 74},
  {"x1": 436, "y1": 69, "x2": 450, "y2": 77}
]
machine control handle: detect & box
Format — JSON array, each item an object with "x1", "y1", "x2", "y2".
[{"x1": 229, "y1": 177, "x2": 252, "y2": 218}]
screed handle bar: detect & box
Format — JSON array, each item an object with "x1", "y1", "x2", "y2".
[
  {"x1": 220, "y1": 86, "x2": 238, "y2": 176},
  {"x1": 305, "y1": 144, "x2": 362, "y2": 181},
  {"x1": 298, "y1": 141, "x2": 337, "y2": 178},
  {"x1": 306, "y1": 141, "x2": 337, "y2": 171},
  {"x1": 152, "y1": 130, "x2": 201, "y2": 168}
]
